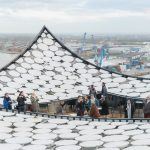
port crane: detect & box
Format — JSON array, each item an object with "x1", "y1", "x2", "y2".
[
  {"x1": 78, "y1": 32, "x2": 87, "y2": 54},
  {"x1": 91, "y1": 34, "x2": 97, "y2": 51},
  {"x1": 94, "y1": 45, "x2": 109, "y2": 67},
  {"x1": 78, "y1": 33, "x2": 108, "y2": 67}
]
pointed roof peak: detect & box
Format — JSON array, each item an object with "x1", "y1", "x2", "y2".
[{"x1": 0, "y1": 26, "x2": 149, "y2": 100}]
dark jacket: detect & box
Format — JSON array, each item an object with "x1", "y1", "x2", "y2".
[
  {"x1": 76, "y1": 101, "x2": 85, "y2": 116},
  {"x1": 84, "y1": 100, "x2": 90, "y2": 111},
  {"x1": 124, "y1": 99, "x2": 135, "y2": 118},
  {"x1": 144, "y1": 101, "x2": 150, "y2": 114},
  {"x1": 17, "y1": 96, "x2": 26, "y2": 106},
  {"x1": 101, "y1": 85, "x2": 107, "y2": 96},
  {"x1": 101, "y1": 99, "x2": 109, "y2": 115}
]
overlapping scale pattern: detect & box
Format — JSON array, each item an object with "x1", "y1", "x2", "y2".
[{"x1": 0, "y1": 26, "x2": 149, "y2": 104}]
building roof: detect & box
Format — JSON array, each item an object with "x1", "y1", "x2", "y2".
[
  {"x1": 0, "y1": 26, "x2": 150, "y2": 102},
  {"x1": 0, "y1": 111, "x2": 150, "y2": 149}
]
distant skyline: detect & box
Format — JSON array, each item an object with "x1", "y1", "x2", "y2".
[{"x1": 1, "y1": 0, "x2": 150, "y2": 34}]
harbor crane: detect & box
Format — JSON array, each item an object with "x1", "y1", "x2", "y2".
[
  {"x1": 78, "y1": 32, "x2": 87, "y2": 54},
  {"x1": 91, "y1": 34, "x2": 97, "y2": 51}
]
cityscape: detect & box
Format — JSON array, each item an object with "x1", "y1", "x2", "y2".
[{"x1": 1, "y1": 33, "x2": 150, "y2": 77}]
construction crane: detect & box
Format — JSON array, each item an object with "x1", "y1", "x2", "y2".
[
  {"x1": 91, "y1": 34, "x2": 97, "y2": 51},
  {"x1": 94, "y1": 46, "x2": 107, "y2": 67},
  {"x1": 78, "y1": 32, "x2": 87, "y2": 54}
]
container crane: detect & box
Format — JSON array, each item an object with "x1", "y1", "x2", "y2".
[
  {"x1": 94, "y1": 46, "x2": 107, "y2": 67},
  {"x1": 91, "y1": 34, "x2": 97, "y2": 51},
  {"x1": 78, "y1": 32, "x2": 87, "y2": 54}
]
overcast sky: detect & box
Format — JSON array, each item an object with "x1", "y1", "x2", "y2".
[{"x1": 1, "y1": 0, "x2": 150, "y2": 34}]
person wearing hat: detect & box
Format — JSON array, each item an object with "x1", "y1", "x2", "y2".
[{"x1": 143, "y1": 96, "x2": 150, "y2": 118}]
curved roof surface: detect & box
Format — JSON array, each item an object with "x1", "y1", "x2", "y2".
[
  {"x1": 0, "y1": 26, "x2": 149, "y2": 103},
  {"x1": 0, "y1": 111, "x2": 150, "y2": 149}
]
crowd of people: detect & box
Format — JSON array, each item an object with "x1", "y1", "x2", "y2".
[
  {"x1": 76, "y1": 82, "x2": 150, "y2": 119},
  {"x1": 123, "y1": 97, "x2": 150, "y2": 119},
  {"x1": 2, "y1": 91, "x2": 39, "y2": 113},
  {"x1": 1, "y1": 82, "x2": 150, "y2": 118},
  {"x1": 76, "y1": 83, "x2": 109, "y2": 118}
]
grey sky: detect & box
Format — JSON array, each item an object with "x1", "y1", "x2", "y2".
[{"x1": 0, "y1": 0, "x2": 150, "y2": 34}]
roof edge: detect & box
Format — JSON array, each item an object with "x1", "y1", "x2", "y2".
[
  {"x1": 0, "y1": 25, "x2": 46, "y2": 71},
  {"x1": 0, "y1": 25, "x2": 150, "y2": 81},
  {"x1": 44, "y1": 26, "x2": 150, "y2": 80}
]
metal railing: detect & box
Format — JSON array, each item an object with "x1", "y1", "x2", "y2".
[{"x1": 0, "y1": 108, "x2": 149, "y2": 123}]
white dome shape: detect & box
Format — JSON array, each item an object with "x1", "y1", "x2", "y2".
[
  {"x1": 0, "y1": 144, "x2": 22, "y2": 150},
  {"x1": 37, "y1": 43, "x2": 48, "y2": 51},
  {"x1": 16, "y1": 67, "x2": 27, "y2": 74},
  {"x1": 6, "y1": 137, "x2": 33, "y2": 144},
  {"x1": 32, "y1": 51, "x2": 44, "y2": 58},
  {"x1": 43, "y1": 38, "x2": 53, "y2": 45}
]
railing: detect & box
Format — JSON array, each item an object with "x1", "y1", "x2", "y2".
[{"x1": 0, "y1": 108, "x2": 149, "y2": 122}]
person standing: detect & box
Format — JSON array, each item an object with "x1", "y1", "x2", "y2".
[
  {"x1": 76, "y1": 96, "x2": 85, "y2": 116},
  {"x1": 88, "y1": 94, "x2": 99, "y2": 108},
  {"x1": 89, "y1": 94, "x2": 100, "y2": 118},
  {"x1": 17, "y1": 91, "x2": 26, "y2": 113},
  {"x1": 30, "y1": 92, "x2": 39, "y2": 112},
  {"x1": 143, "y1": 96, "x2": 150, "y2": 118},
  {"x1": 124, "y1": 99, "x2": 135, "y2": 118},
  {"x1": 89, "y1": 85, "x2": 97, "y2": 98},
  {"x1": 84, "y1": 95, "x2": 90, "y2": 113},
  {"x1": 126, "y1": 99, "x2": 132, "y2": 119},
  {"x1": 100, "y1": 95, "x2": 109, "y2": 117},
  {"x1": 3, "y1": 93, "x2": 12, "y2": 110},
  {"x1": 101, "y1": 82, "x2": 107, "y2": 97}
]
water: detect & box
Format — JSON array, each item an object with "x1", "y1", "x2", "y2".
[{"x1": 0, "y1": 52, "x2": 18, "y2": 69}]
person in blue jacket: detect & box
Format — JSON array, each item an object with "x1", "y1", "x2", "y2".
[
  {"x1": 88, "y1": 94, "x2": 99, "y2": 108},
  {"x1": 3, "y1": 93, "x2": 12, "y2": 110}
]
